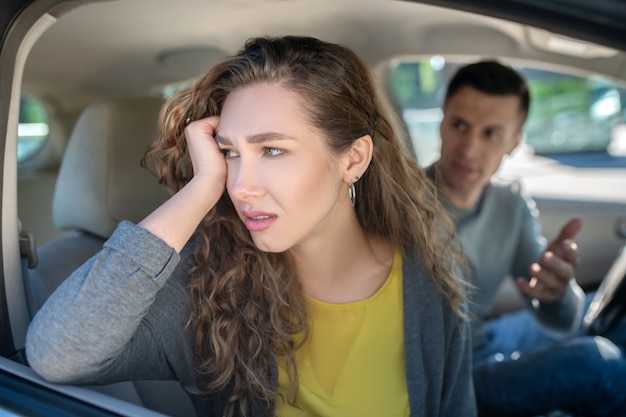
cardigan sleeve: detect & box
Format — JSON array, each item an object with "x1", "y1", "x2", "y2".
[
  {"x1": 440, "y1": 303, "x2": 477, "y2": 416},
  {"x1": 25, "y1": 221, "x2": 196, "y2": 386},
  {"x1": 402, "y1": 251, "x2": 477, "y2": 416}
]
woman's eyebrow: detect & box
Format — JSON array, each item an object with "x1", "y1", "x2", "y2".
[
  {"x1": 215, "y1": 132, "x2": 295, "y2": 145},
  {"x1": 214, "y1": 134, "x2": 231, "y2": 145}
]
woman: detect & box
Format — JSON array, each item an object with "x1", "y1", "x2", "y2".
[{"x1": 26, "y1": 36, "x2": 475, "y2": 417}]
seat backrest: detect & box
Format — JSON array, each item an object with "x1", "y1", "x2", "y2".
[
  {"x1": 53, "y1": 97, "x2": 170, "y2": 239},
  {"x1": 28, "y1": 97, "x2": 170, "y2": 314},
  {"x1": 27, "y1": 97, "x2": 195, "y2": 417}
]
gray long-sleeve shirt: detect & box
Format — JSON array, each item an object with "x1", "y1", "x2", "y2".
[
  {"x1": 431, "y1": 172, "x2": 585, "y2": 349},
  {"x1": 26, "y1": 221, "x2": 476, "y2": 416}
]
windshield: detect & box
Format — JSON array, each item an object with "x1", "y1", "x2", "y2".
[{"x1": 390, "y1": 58, "x2": 626, "y2": 167}]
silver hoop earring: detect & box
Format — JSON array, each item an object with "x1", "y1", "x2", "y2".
[{"x1": 349, "y1": 176, "x2": 359, "y2": 207}]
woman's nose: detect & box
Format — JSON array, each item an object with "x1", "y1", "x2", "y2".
[{"x1": 228, "y1": 158, "x2": 264, "y2": 201}]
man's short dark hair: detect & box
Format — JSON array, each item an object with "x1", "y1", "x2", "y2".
[{"x1": 444, "y1": 60, "x2": 530, "y2": 125}]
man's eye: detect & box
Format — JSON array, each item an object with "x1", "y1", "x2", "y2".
[
  {"x1": 220, "y1": 149, "x2": 239, "y2": 159},
  {"x1": 264, "y1": 147, "x2": 284, "y2": 157},
  {"x1": 452, "y1": 120, "x2": 466, "y2": 131},
  {"x1": 485, "y1": 129, "x2": 500, "y2": 140}
]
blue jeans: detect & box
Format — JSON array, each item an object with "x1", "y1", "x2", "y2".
[{"x1": 473, "y1": 294, "x2": 626, "y2": 417}]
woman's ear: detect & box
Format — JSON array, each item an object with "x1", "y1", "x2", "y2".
[{"x1": 343, "y1": 134, "x2": 373, "y2": 182}]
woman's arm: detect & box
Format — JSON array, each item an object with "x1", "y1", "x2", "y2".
[
  {"x1": 440, "y1": 307, "x2": 477, "y2": 416},
  {"x1": 26, "y1": 222, "x2": 190, "y2": 384},
  {"x1": 26, "y1": 116, "x2": 226, "y2": 384},
  {"x1": 139, "y1": 117, "x2": 225, "y2": 252}
]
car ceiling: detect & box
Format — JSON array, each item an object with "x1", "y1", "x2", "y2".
[{"x1": 20, "y1": 0, "x2": 626, "y2": 113}]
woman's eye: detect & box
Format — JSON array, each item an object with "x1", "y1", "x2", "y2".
[
  {"x1": 264, "y1": 147, "x2": 284, "y2": 157},
  {"x1": 220, "y1": 149, "x2": 239, "y2": 159}
]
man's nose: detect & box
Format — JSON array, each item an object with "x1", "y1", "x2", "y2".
[{"x1": 457, "y1": 131, "x2": 481, "y2": 157}]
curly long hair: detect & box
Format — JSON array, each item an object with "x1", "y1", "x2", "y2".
[{"x1": 142, "y1": 35, "x2": 465, "y2": 416}]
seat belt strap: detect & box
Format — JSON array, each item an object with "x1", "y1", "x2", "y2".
[{"x1": 19, "y1": 230, "x2": 38, "y2": 322}]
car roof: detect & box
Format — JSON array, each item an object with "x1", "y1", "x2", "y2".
[{"x1": 7, "y1": 0, "x2": 626, "y2": 114}]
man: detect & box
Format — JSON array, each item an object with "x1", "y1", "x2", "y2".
[{"x1": 429, "y1": 60, "x2": 626, "y2": 416}]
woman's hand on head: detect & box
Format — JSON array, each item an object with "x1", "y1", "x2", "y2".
[
  {"x1": 138, "y1": 116, "x2": 226, "y2": 252},
  {"x1": 185, "y1": 116, "x2": 227, "y2": 188}
]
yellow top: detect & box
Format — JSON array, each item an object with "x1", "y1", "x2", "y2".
[{"x1": 276, "y1": 251, "x2": 409, "y2": 417}]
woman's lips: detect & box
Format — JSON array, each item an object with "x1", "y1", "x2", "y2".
[{"x1": 242, "y1": 210, "x2": 277, "y2": 232}]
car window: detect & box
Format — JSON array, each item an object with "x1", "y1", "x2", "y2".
[
  {"x1": 17, "y1": 96, "x2": 49, "y2": 163},
  {"x1": 390, "y1": 57, "x2": 626, "y2": 167}
]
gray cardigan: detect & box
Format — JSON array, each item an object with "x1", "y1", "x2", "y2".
[{"x1": 26, "y1": 221, "x2": 476, "y2": 416}]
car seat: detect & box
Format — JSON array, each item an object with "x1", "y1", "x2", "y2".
[{"x1": 25, "y1": 97, "x2": 196, "y2": 417}]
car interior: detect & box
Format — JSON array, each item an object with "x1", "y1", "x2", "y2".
[
  {"x1": 24, "y1": 95, "x2": 196, "y2": 416},
  {"x1": 2, "y1": 0, "x2": 626, "y2": 416},
  {"x1": 0, "y1": 352, "x2": 172, "y2": 417}
]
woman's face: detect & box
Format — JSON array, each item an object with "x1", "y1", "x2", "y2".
[{"x1": 216, "y1": 83, "x2": 350, "y2": 253}]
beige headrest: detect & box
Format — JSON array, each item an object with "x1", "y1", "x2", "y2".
[{"x1": 53, "y1": 97, "x2": 170, "y2": 238}]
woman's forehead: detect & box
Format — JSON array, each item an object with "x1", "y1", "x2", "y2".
[{"x1": 218, "y1": 84, "x2": 321, "y2": 145}]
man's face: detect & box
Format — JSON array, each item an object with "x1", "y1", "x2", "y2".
[{"x1": 438, "y1": 86, "x2": 523, "y2": 207}]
